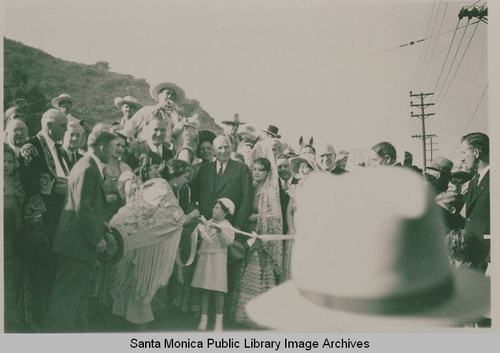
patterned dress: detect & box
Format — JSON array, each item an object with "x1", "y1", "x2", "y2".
[{"x1": 110, "y1": 178, "x2": 186, "y2": 324}]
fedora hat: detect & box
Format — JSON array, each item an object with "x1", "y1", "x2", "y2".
[
  {"x1": 97, "y1": 227, "x2": 125, "y2": 265},
  {"x1": 222, "y1": 113, "x2": 246, "y2": 126},
  {"x1": 246, "y1": 169, "x2": 490, "y2": 332},
  {"x1": 198, "y1": 129, "x2": 217, "y2": 144},
  {"x1": 149, "y1": 82, "x2": 185, "y2": 103},
  {"x1": 114, "y1": 96, "x2": 142, "y2": 110},
  {"x1": 263, "y1": 125, "x2": 281, "y2": 138},
  {"x1": 425, "y1": 156, "x2": 453, "y2": 174},
  {"x1": 51, "y1": 93, "x2": 77, "y2": 108}
]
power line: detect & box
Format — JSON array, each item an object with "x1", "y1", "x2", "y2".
[
  {"x1": 463, "y1": 83, "x2": 488, "y2": 133},
  {"x1": 412, "y1": 2, "x2": 437, "y2": 87},
  {"x1": 436, "y1": 21, "x2": 480, "y2": 112},
  {"x1": 434, "y1": 19, "x2": 470, "y2": 103},
  {"x1": 419, "y1": 2, "x2": 449, "y2": 90},
  {"x1": 430, "y1": 19, "x2": 461, "y2": 96},
  {"x1": 338, "y1": 20, "x2": 479, "y2": 66}
]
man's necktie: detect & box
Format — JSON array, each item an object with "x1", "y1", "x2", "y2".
[
  {"x1": 55, "y1": 143, "x2": 70, "y2": 176},
  {"x1": 215, "y1": 164, "x2": 224, "y2": 189},
  {"x1": 282, "y1": 179, "x2": 288, "y2": 192}
]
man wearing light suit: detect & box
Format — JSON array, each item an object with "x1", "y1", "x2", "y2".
[
  {"x1": 460, "y1": 132, "x2": 490, "y2": 267},
  {"x1": 47, "y1": 130, "x2": 116, "y2": 332}
]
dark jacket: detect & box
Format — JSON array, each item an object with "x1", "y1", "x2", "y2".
[
  {"x1": 192, "y1": 159, "x2": 253, "y2": 230},
  {"x1": 464, "y1": 170, "x2": 490, "y2": 250},
  {"x1": 53, "y1": 155, "x2": 107, "y2": 262}
]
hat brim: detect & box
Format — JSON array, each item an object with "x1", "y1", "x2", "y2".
[
  {"x1": 149, "y1": 82, "x2": 186, "y2": 103},
  {"x1": 97, "y1": 227, "x2": 124, "y2": 266},
  {"x1": 222, "y1": 121, "x2": 246, "y2": 125},
  {"x1": 115, "y1": 99, "x2": 143, "y2": 110},
  {"x1": 262, "y1": 130, "x2": 281, "y2": 138},
  {"x1": 246, "y1": 268, "x2": 490, "y2": 332},
  {"x1": 290, "y1": 157, "x2": 313, "y2": 174},
  {"x1": 51, "y1": 96, "x2": 77, "y2": 108}
]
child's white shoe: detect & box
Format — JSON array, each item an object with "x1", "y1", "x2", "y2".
[
  {"x1": 214, "y1": 314, "x2": 223, "y2": 332},
  {"x1": 198, "y1": 314, "x2": 208, "y2": 331}
]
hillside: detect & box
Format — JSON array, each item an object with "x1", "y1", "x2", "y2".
[{"x1": 3, "y1": 37, "x2": 223, "y2": 135}]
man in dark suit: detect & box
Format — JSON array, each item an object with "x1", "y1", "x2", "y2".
[
  {"x1": 59, "y1": 121, "x2": 85, "y2": 171},
  {"x1": 460, "y1": 132, "x2": 490, "y2": 263},
  {"x1": 143, "y1": 116, "x2": 175, "y2": 165},
  {"x1": 192, "y1": 135, "x2": 253, "y2": 230},
  {"x1": 18, "y1": 108, "x2": 68, "y2": 329},
  {"x1": 276, "y1": 155, "x2": 299, "y2": 235},
  {"x1": 47, "y1": 130, "x2": 117, "y2": 332}
]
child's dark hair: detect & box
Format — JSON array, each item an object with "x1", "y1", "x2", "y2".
[{"x1": 445, "y1": 229, "x2": 486, "y2": 270}]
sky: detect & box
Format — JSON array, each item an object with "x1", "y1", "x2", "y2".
[{"x1": 2, "y1": 0, "x2": 489, "y2": 167}]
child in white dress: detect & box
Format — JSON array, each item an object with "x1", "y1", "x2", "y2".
[{"x1": 191, "y1": 198, "x2": 235, "y2": 331}]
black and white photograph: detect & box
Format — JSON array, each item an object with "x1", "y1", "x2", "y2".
[{"x1": 1, "y1": 0, "x2": 497, "y2": 349}]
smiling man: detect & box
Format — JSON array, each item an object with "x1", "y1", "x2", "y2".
[{"x1": 123, "y1": 82, "x2": 185, "y2": 143}]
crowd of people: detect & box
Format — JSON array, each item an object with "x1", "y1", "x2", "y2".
[{"x1": 3, "y1": 81, "x2": 491, "y2": 332}]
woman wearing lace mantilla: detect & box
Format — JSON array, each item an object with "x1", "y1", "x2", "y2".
[
  {"x1": 109, "y1": 159, "x2": 200, "y2": 327},
  {"x1": 230, "y1": 139, "x2": 283, "y2": 327}
]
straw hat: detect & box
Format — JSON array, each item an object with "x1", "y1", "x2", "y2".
[
  {"x1": 222, "y1": 113, "x2": 246, "y2": 126},
  {"x1": 149, "y1": 82, "x2": 185, "y2": 103},
  {"x1": 246, "y1": 168, "x2": 490, "y2": 332},
  {"x1": 114, "y1": 96, "x2": 142, "y2": 110},
  {"x1": 51, "y1": 93, "x2": 77, "y2": 108}
]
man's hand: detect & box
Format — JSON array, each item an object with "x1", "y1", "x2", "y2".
[
  {"x1": 96, "y1": 239, "x2": 107, "y2": 253},
  {"x1": 106, "y1": 194, "x2": 119, "y2": 203}
]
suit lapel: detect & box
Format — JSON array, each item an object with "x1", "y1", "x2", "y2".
[
  {"x1": 206, "y1": 162, "x2": 216, "y2": 196},
  {"x1": 215, "y1": 160, "x2": 237, "y2": 194},
  {"x1": 36, "y1": 133, "x2": 58, "y2": 177},
  {"x1": 467, "y1": 170, "x2": 489, "y2": 213}
]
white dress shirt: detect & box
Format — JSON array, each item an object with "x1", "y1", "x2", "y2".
[
  {"x1": 216, "y1": 160, "x2": 228, "y2": 174},
  {"x1": 477, "y1": 165, "x2": 490, "y2": 185},
  {"x1": 147, "y1": 141, "x2": 163, "y2": 157}
]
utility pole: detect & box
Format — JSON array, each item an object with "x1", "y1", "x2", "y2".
[
  {"x1": 412, "y1": 133, "x2": 437, "y2": 165},
  {"x1": 410, "y1": 91, "x2": 435, "y2": 170}
]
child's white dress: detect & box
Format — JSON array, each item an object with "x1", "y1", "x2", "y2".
[{"x1": 191, "y1": 219, "x2": 235, "y2": 293}]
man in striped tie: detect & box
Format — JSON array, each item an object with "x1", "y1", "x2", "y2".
[{"x1": 60, "y1": 122, "x2": 85, "y2": 172}]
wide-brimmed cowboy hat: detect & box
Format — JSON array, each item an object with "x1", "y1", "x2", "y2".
[
  {"x1": 222, "y1": 113, "x2": 246, "y2": 126},
  {"x1": 97, "y1": 227, "x2": 125, "y2": 265},
  {"x1": 149, "y1": 82, "x2": 186, "y2": 103},
  {"x1": 290, "y1": 156, "x2": 314, "y2": 174},
  {"x1": 246, "y1": 169, "x2": 490, "y2": 332},
  {"x1": 114, "y1": 96, "x2": 142, "y2": 110},
  {"x1": 262, "y1": 125, "x2": 281, "y2": 138},
  {"x1": 51, "y1": 93, "x2": 77, "y2": 108},
  {"x1": 425, "y1": 156, "x2": 453, "y2": 174}
]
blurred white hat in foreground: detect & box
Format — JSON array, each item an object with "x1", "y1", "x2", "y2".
[{"x1": 246, "y1": 168, "x2": 490, "y2": 332}]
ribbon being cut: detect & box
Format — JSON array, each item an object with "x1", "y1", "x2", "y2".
[{"x1": 176, "y1": 216, "x2": 296, "y2": 267}]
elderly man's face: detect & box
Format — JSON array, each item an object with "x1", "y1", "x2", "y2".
[
  {"x1": 49, "y1": 115, "x2": 68, "y2": 142},
  {"x1": 58, "y1": 100, "x2": 73, "y2": 114},
  {"x1": 319, "y1": 152, "x2": 335, "y2": 171},
  {"x1": 63, "y1": 125, "x2": 85, "y2": 151},
  {"x1": 147, "y1": 119, "x2": 167, "y2": 146},
  {"x1": 7, "y1": 120, "x2": 28, "y2": 147},
  {"x1": 213, "y1": 137, "x2": 231, "y2": 163},
  {"x1": 277, "y1": 158, "x2": 292, "y2": 180}
]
